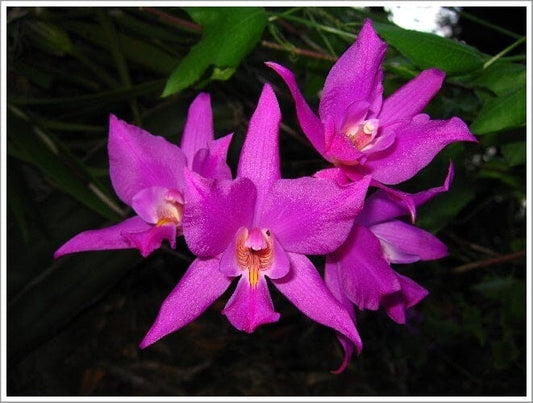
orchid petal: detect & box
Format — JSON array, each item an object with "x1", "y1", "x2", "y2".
[
  {"x1": 325, "y1": 257, "x2": 357, "y2": 374},
  {"x1": 335, "y1": 224, "x2": 401, "y2": 310},
  {"x1": 191, "y1": 133, "x2": 234, "y2": 180},
  {"x1": 108, "y1": 114, "x2": 187, "y2": 205},
  {"x1": 365, "y1": 114, "x2": 476, "y2": 185},
  {"x1": 382, "y1": 274, "x2": 428, "y2": 324},
  {"x1": 222, "y1": 275, "x2": 280, "y2": 333},
  {"x1": 325, "y1": 128, "x2": 367, "y2": 165},
  {"x1": 140, "y1": 257, "x2": 232, "y2": 348},
  {"x1": 265, "y1": 61, "x2": 326, "y2": 156},
  {"x1": 131, "y1": 187, "x2": 183, "y2": 225},
  {"x1": 54, "y1": 216, "x2": 151, "y2": 258},
  {"x1": 180, "y1": 93, "x2": 215, "y2": 167},
  {"x1": 371, "y1": 220, "x2": 448, "y2": 263},
  {"x1": 123, "y1": 224, "x2": 177, "y2": 258},
  {"x1": 313, "y1": 167, "x2": 351, "y2": 186},
  {"x1": 237, "y1": 84, "x2": 281, "y2": 219},
  {"x1": 273, "y1": 253, "x2": 363, "y2": 354},
  {"x1": 411, "y1": 162, "x2": 454, "y2": 206},
  {"x1": 379, "y1": 68, "x2": 445, "y2": 127},
  {"x1": 357, "y1": 163, "x2": 454, "y2": 226},
  {"x1": 219, "y1": 227, "x2": 246, "y2": 278},
  {"x1": 267, "y1": 234, "x2": 291, "y2": 280},
  {"x1": 366, "y1": 181, "x2": 418, "y2": 224},
  {"x1": 319, "y1": 19, "x2": 386, "y2": 129},
  {"x1": 260, "y1": 176, "x2": 370, "y2": 255},
  {"x1": 182, "y1": 170, "x2": 255, "y2": 257}
]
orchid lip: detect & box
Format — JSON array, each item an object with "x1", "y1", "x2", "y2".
[
  {"x1": 156, "y1": 190, "x2": 184, "y2": 227},
  {"x1": 236, "y1": 227, "x2": 274, "y2": 288},
  {"x1": 344, "y1": 118, "x2": 380, "y2": 151}
]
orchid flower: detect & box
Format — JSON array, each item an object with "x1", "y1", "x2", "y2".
[
  {"x1": 324, "y1": 164, "x2": 454, "y2": 372},
  {"x1": 140, "y1": 84, "x2": 371, "y2": 365},
  {"x1": 266, "y1": 19, "x2": 477, "y2": 189},
  {"x1": 54, "y1": 93, "x2": 232, "y2": 259}
]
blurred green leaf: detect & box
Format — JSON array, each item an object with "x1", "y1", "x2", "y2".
[
  {"x1": 492, "y1": 330, "x2": 519, "y2": 370},
  {"x1": 27, "y1": 20, "x2": 73, "y2": 55},
  {"x1": 478, "y1": 161, "x2": 523, "y2": 190},
  {"x1": 7, "y1": 111, "x2": 119, "y2": 221},
  {"x1": 162, "y1": 7, "x2": 267, "y2": 97},
  {"x1": 473, "y1": 62, "x2": 525, "y2": 96},
  {"x1": 501, "y1": 141, "x2": 526, "y2": 167},
  {"x1": 9, "y1": 79, "x2": 165, "y2": 112},
  {"x1": 63, "y1": 21, "x2": 179, "y2": 75},
  {"x1": 462, "y1": 306, "x2": 486, "y2": 346},
  {"x1": 470, "y1": 86, "x2": 526, "y2": 135},
  {"x1": 373, "y1": 22, "x2": 487, "y2": 74}
]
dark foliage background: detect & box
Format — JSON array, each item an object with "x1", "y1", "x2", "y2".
[{"x1": 6, "y1": 6, "x2": 527, "y2": 396}]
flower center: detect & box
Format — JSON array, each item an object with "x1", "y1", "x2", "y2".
[
  {"x1": 344, "y1": 118, "x2": 380, "y2": 151},
  {"x1": 236, "y1": 228, "x2": 274, "y2": 288},
  {"x1": 156, "y1": 190, "x2": 184, "y2": 227}
]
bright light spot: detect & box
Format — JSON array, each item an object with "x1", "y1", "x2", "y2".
[{"x1": 384, "y1": 6, "x2": 459, "y2": 37}]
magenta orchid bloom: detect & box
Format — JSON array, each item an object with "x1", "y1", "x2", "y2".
[
  {"x1": 324, "y1": 164, "x2": 454, "y2": 372},
  {"x1": 54, "y1": 93, "x2": 232, "y2": 259},
  {"x1": 140, "y1": 84, "x2": 371, "y2": 363},
  {"x1": 266, "y1": 19, "x2": 477, "y2": 187}
]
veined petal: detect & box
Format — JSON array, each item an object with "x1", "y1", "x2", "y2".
[
  {"x1": 335, "y1": 224, "x2": 401, "y2": 311},
  {"x1": 123, "y1": 224, "x2": 177, "y2": 258},
  {"x1": 382, "y1": 274, "x2": 428, "y2": 324},
  {"x1": 379, "y1": 68, "x2": 445, "y2": 127},
  {"x1": 220, "y1": 228, "x2": 290, "y2": 280},
  {"x1": 319, "y1": 19, "x2": 386, "y2": 129},
  {"x1": 180, "y1": 93, "x2": 215, "y2": 167},
  {"x1": 273, "y1": 253, "x2": 363, "y2": 354},
  {"x1": 108, "y1": 114, "x2": 187, "y2": 205},
  {"x1": 54, "y1": 216, "x2": 151, "y2": 258},
  {"x1": 365, "y1": 114, "x2": 476, "y2": 185},
  {"x1": 237, "y1": 84, "x2": 281, "y2": 219},
  {"x1": 265, "y1": 62, "x2": 326, "y2": 156},
  {"x1": 325, "y1": 257, "x2": 357, "y2": 374},
  {"x1": 192, "y1": 133, "x2": 234, "y2": 180},
  {"x1": 182, "y1": 170, "x2": 255, "y2": 257},
  {"x1": 371, "y1": 220, "x2": 448, "y2": 263},
  {"x1": 140, "y1": 257, "x2": 232, "y2": 348},
  {"x1": 357, "y1": 163, "x2": 454, "y2": 226},
  {"x1": 222, "y1": 275, "x2": 280, "y2": 333},
  {"x1": 260, "y1": 176, "x2": 370, "y2": 255}
]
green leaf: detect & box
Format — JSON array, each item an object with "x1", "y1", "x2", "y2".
[
  {"x1": 373, "y1": 22, "x2": 486, "y2": 74},
  {"x1": 9, "y1": 79, "x2": 165, "y2": 112},
  {"x1": 27, "y1": 20, "x2": 73, "y2": 55},
  {"x1": 7, "y1": 111, "x2": 119, "y2": 221},
  {"x1": 473, "y1": 62, "x2": 526, "y2": 96},
  {"x1": 470, "y1": 86, "x2": 526, "y2": 135},
  {"x1": 501, "y1": 141, "x2": 526, "y2": 167},
  {"x1": 162, "y1": 7, "x2": 267, "y2": 97},
  {"x1": 62, "y1": 21, "x2": 179, "y2": 75}
]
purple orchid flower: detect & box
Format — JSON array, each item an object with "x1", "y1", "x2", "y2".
[
  {"x1": 266, "y1": 19, "x2": 477, "y2": 188},
  {"x1": 54, "y1": 93, "x2": 233, "y2": 259},
  {"x1": 140, "y1": 84, "x2": 371, "y2": 365},
  {"x1": 323, "y1": 164, "x2": 454, "y2": 373}
]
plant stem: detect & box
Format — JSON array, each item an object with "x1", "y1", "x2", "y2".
[
  {"x1": 261, "y1": 40, "x2": 337, "y2": 61},
  {"x1": 452, "y1": 250, "x2": 526, "y2": 273},
  {"x1": 483, "y1": 36, "x2": 526, "y2": 69}
]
